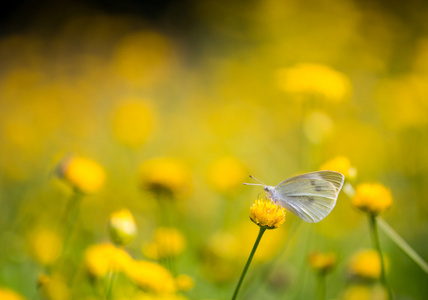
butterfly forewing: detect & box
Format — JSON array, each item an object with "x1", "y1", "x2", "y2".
[{"x1": 273, "y1": 171, "x2": 344, "y2": 223}]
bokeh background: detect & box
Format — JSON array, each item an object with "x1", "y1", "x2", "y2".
[{"x1": 0, "y1": 0, "x2": 427, "y2": 299}]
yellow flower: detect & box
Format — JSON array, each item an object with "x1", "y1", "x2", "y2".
[
  {"x1": 124, "y1": 260, "x2": 176, "y2": 294},
  {"x1": 175, "y1": 274, "x2": 195, "y2": 291},
  {"x1": 56, "y1": 155, "x2": 105, "y2": 194},
  {"x1": 112, "y1": 98, "x2": 154, "y2": 148},
  {"x1": 320, "y1": 156, "x2": 357, "y2": 180},
  {"x1": 108, "y1": 208, "x2": 137, "y2": 246},
  {"x1": 207, "y1": 157, "x2": 247, "y2": 194},
  {"x1": 139, "y1": 157, "x2": 192, "y2": 198},
  {"x1": 0, "y1": 288, "x2": 26, "y2": 300},
  {"x1": 352, "y1": 184, "x2": 393, "y2": 215},
  {"x1": 276, "y1": 63, "x2": 351, "y2": 103},
  {"x1": 27, "y1": 228, "x2": 62, "y2": 266},
  {"x1": 37, "y1": 274, "x2": 70, "y2": 300},
  {"x1": 84, "y1": 243, "x2": 133, "y2": 278},
  {"x1": 342, "y1": 284, "x2": 388, "y2": 300},
  {"x1": 349, "y1": 249, "x2": 388, "y2": 280},
  {"x1": 308, "y1": 251, "x2": 337, "y2": 275},
  {"x1": 249, "y1": 198, "x2": 286, "y2": 229},
  {"x1": 142, "y1": 227, "x2": 186, "y2": 259}
]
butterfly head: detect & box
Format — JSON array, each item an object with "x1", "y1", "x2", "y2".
[{"x1": 264, "y1": 186, "x2": 275, "y2": 198}]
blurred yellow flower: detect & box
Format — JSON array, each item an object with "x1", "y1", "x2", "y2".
[
  {"x1": 0, "y1": 288, "x2": 25, "y2": 300},
  {"x1": 112, "y1": 98, "x2": 154, "y2": 148},
  {"x1": 56, "y1": 155, "x2": 105, "y2": 194},
  {"x1": 125, "y1": 260, "x2": 176, "y2": 294},
  {"x1": 109, "y1": 208, "x2": 137, "y2": 246},
  {"x1": 276, "y1": 63, "x2": 352, "y2": 103},
  {"x1": 342, "y1": 284, "x2": 388, "y2": 300},
  {"x1": 207, "y1": 157, "x2": 247, "y2": 194},
  {"x1": 308, "y1": 251, "x2": 337, "y2": 275},
  {"x1": 28, "y1": 228, "x2": 62, "y2": 266},
  {"x1": 352, "y1": 184, "x2": 393, "y2": 215},
  {"x1": 320, "y1": 156, "x2": 357, "y2": 180},
  {"x1": 250, "y1": 198, "x2": 286, "y2": 229},
  {"x1": 84, "y1": 243, "x2": 133, "y2": 278},
  {"x1": 139, "y1": 157, "x2": 192, "y2": 198},
  {"x1": 142, "y1": 227, "x2": 186, "y2": 259},
  {"x1": 37, "y1": 274, "x2": 70, "y2": 300},
  {"x1": 175, "y1": 274, "x2": 195, "y2": 291},
  {"x1": 349, "y1": 249, "x2": 388, "y2": 280}
]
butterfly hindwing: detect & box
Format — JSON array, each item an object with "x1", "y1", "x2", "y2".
[{"x1": 273, "y1": 171, "x2": 344, "y2": 223}]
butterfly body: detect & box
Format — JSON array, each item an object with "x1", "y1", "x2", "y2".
[{"x1": 246, "y1": 171, "x2": 345, "y2": 223}]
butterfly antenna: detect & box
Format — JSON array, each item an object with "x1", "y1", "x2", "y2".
[{"x1": 243, "y1": 175, "x2": 266, "y2": 186}]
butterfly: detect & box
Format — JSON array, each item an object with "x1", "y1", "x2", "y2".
[{"x1": 244, "y1": 171, "x2": 345, "y2": 223}]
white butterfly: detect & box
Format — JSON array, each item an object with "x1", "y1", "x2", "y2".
[{"x1": 244, "y1": 171, "x2": 345, "y2": 223}]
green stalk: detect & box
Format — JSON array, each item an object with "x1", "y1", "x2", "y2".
[
  {"x1": 231, "y1": 227, "x2": 266, "y2": 300},
  {"x1": 377, "y1": 217, "x2": 428, "y2": 274},
  {"x1": 368, "y1": 214, "x2": 393, "y2": 300},
  {"x1": 316, "y1": 274, "x2": 326, "y2": 300}
]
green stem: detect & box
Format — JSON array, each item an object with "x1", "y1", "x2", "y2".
[
  {"x1": 62, "y1": 189, "x2": 84, "y2": 254},
  {"x1": 105, "y1": 266, "x2": 117, "y2": 300},
  {"x1": 231, "y1": 227, "x2": 266, "y2": 300},
  {"x1": 316, "y1": 274, "x2": 326, "y2": 300},
  {"x1": 377, "y1": 217, "x2": 428, "y2": 274},
  {"x1": 368, "y1": 214, "x2": 393, "y2": 300}
]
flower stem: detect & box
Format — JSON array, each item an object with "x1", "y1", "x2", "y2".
[
  {"x1": 231, "y1": 227, "x2": 266, "y2": 300},
  {"x1": 377, "y1": 217, "x2": 428, "y2": 274},
  {"x1": 316, "y1": 274, "x2": 326, "y2": 300},
  {"x1": 368, "y1": 214, "x2": 393, "y2": 300}
]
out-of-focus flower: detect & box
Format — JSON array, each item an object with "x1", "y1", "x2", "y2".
[
  {"x1": 349, "y1": 249, "x2": 388, "y2": 280},
  {"x1": 112, "y1": 98, "x2": 154, "y2": 148},
  {"x1": 0, "y1": 288, "x2": 26, "y2": 300},
  {"x1": 56, "y1": 155, "x2": 105, "y2": 194},
  {"x1": 250, "y1": 198, "x2": 286, "y2": 229},
  {"x1": 207, "y1": 157, "x2": 247, "y2": 194},
  {"x1": 108, "y1": 208, "x2": 137, "y2": 246},
  {"x1": 308, "y1": 251, "x2": 337, "y2": 275},
  {"x1": 84, "y1": 243, "x2": 133, "y2": 278},
  {"x1": 175, "y1": 274, "x2": 195, "y2": 291},
  {"x1": 124, "y1": 260, "x2": 176, "y2": 294},
  {"x1": 342, "y1": 284, "x2": 387, "y2": 300},
  {"x1": 142, "y1": 227, "x2": 186, "y2": 259},
  {"x1": 139, "y1": 157, "x2": 192, "y2": 198},
  {"x1": 303, "y1": 111, "x2": 334, "y2": 144},
  {"x1": 27, "y1": 228, "x2": 62, "y2": 266},
  {"x1": 351, "y1": 184, "x2": 393, "y2": 215},
  {"x1": 37, "y1": 274, "x2": 70, "y2": 300},
  {"x1": 276, "y1": 63, "x2": 352, "y2": 103},
  {"x1": 320, "y1": 156, "x2": 357, "y2": 180}
]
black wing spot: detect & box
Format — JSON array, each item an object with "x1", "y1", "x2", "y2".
[
  {"x1": 315, "y1": 185, "x2": 323, "y2": 192},
  {"x1": 310, "y1": 180, "x2": 316, "y2": 186},
  {"x1": 308, "y1": 197, "x2": 314, "y2": 203}
]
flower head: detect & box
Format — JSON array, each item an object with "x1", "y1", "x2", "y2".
[
  {"x1": 175, "y1": 274, "x2": 195, "y2": 291},
  {"x1": 108, "y1": 208, "x2": 137, "y2": 246},
  {"x1": 84, "y1": 243, "x2": 133, "y2": 278},
  {"x1": 142, "y1": 227, "x2": 186, "y2": 259},
  {"x1": 37, "y1": 274, "x2": 70, "y2": 300},
  {"x1": 27, "y1": 228, "x2": 62, "y2": 266},
  {"x1": 139, "y1": 157, "x2": 192, "y2": 198},
  {"x1": 352, "y1": 183, "x2": 392, "y2": 215},
  {"x1": 124, "y1": 260, "x2": 177, "y2": 294},
  {"x1": 308, "y1": 251, "x2": 337, "y2": 275},
  {"x1": 276, "y1": 63, "x2": 351, "y2": 103},
  {"x1": 0, "y1": 288, "x2": 25, "y2": 300},
  {"x1": 249, "y1": 198, "x2": 286, "y2": 229},
  {"x1": 56, "y1": 155, "x2": 105, "y2": 194},
  {"x1": 320, "y1": 156, "x2": 357, "y2": 180},
  {"x1": 348, "y1": 249, "x2": 388, "y2": 280},
  {"x1": 207, "y1": 157, "x2": 247, "y2": 194}
]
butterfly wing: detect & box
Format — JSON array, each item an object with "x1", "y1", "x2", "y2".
[{"x1": 273, "y1": 171, "x2": 344, "y2": 223}]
